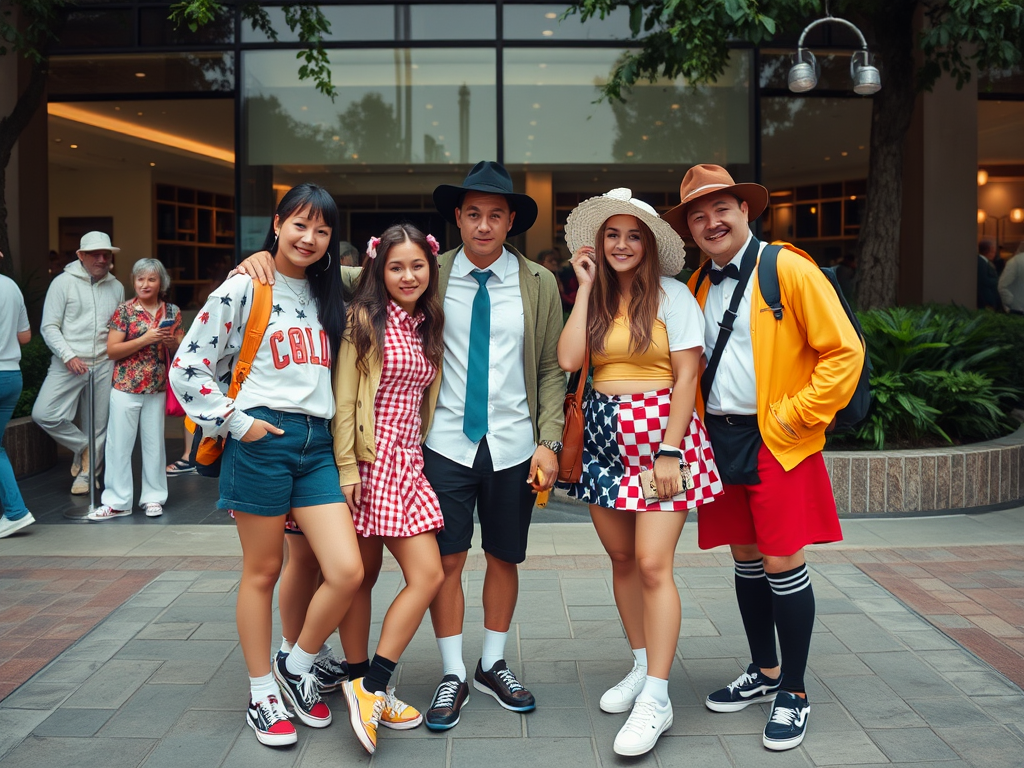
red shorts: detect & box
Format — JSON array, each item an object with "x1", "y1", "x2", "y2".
[{"x1": 696, "y1": 444, "x2": 842, "y2": 557}]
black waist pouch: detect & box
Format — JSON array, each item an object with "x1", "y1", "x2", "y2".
[{"x1": 704, "y1": 413, "x2": 763, "y2": 486}]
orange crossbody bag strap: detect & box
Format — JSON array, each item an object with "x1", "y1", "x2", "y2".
[{"x1": 227, "y1": 281, "x2": 273, "y2": 398}]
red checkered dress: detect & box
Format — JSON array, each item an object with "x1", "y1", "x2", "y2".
[{"x1": 353, "y1": 302, "x2": 443, "y2": 538}]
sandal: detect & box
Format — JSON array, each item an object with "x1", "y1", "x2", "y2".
[
  {"x1": 166, "y1": 459, "x2": 196, "y2": 476},
  {"x1": 142, "y1": 503, "x2": 164, "y2": 518},
  {"x1": 87, "y1": 505, "x2": 131, "y2": 521}
]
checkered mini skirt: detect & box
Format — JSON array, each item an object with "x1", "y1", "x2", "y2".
[{"x1": 566, "y1": 388, "x2": 723, "y2": 512}]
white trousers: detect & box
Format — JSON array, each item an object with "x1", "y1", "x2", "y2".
[
  {"x1": 31, "y1": 357, "x2": 113, "y2": 469},
  {"x1": 101, "y1": 388, "x2": 168, "y2": 510}
]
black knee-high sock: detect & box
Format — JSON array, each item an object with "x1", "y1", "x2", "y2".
[
  {"x1": 767, "y1": 565, "x2": 815, "y2": 694},
  {"x1": 348, "y1": 659, "x2": 370, "y2": 680},
  {"x1": 364, "y1": 654, "x2": 397, "y2": 694},
  {"x1": 734, "y1": 558, "x2": 779, "y2": 670}
]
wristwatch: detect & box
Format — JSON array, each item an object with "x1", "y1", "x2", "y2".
[
  {"x1": 655, "y1": 447, "x2": 684, "y2": 461},
  {"x1": 540, "y1": 440, "x2": 563, "y2": 453}
]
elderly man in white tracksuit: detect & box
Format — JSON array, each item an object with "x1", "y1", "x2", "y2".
[{"x1": 32, "y1": 232, "x2": 124, "y2": 494}]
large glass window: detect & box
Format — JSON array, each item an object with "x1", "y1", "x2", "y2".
[
  {"x1": 242, "y1": 4, "x2": 495, "y2": 43},
  {"x1": 978, "y1": 101, "x2": 1024, "y2": 259},
  {"x1": 760, "y1": 96, "x2": 871, "y2": 265},
  {"x1": 49, "y1": 53, "x2": 234, "y2": 96},
  {"x1": 503, "y1": 49, "x2": 751, "y2": 166},
  {"x1": 503, "y1": 4, "x2": 636, "y2": 40}
]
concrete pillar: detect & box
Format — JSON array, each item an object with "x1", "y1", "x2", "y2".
[
  {"x1": 524, "y1": 171, "x2": 553, "y2": 262},
  {"x1": 899, "y1": 73, "x2": 978, "y2": 306}
]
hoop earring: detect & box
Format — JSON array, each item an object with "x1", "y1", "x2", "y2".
[{"x1": 318, "y1": 251, "x2": 332, "y2": 273}]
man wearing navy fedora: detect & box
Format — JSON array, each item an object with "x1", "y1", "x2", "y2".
[{"x1": 237, "y1": 162, "x2": 565, "y2": 729}]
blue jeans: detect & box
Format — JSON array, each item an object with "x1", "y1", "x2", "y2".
[{"x1": 0, "y1": 370, "x2": 29, "y2": 521}]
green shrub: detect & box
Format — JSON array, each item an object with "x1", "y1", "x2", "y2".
[
  {"x1": 841, "y1": 306, "x2": 1023, "y2": 450},
  {"x1": 13, "y1": 335, "x2": 53, "y2": 418}
]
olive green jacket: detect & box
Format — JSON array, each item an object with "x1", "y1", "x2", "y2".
[{"x1": 336, "y1": 244, "x2": 565, "y2": 458}]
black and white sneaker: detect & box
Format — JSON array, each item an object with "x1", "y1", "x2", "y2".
[
  {"x1": 425, "y1": 674, "x2": 470, "y2": 731},
  {"x1": 273, "y1": 652, "x2": 333, "y2": 727},
  {"x1": 312, "y1": 646, "x2": 349, "y2": 693},
  {"x1": 705, "y1": 663, "x2": 781, "y2": 712},
  {"x1": 246, "y1": 695, "x2": 297, "y2": 747},
  {"x1": 473, "y1": 659, "x2": 536, "y2": 712},
  {"x1": 763, "y1": 691, "x2": 810, "y2": 751}
]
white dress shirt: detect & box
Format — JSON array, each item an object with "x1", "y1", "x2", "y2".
[
  {"x1": 702, "y1": 232, "x2": 765, "y2": 415},
  {"x1": 425, "y1": 247, "x2": 535, "y2": 470}
]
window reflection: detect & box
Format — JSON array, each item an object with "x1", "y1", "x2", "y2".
[
  {"x1": 242, "y1": 5, "x2": 494, "y2": 43},
  {"x1": 503, "y1": 4, "x2": 637, "y2": 40},
  {"x1": 503, "y1": 49, "x2": 750, "y2": 165},
  {"x1": 49, "y1": 53, "x2": 234, "y2": 95}
]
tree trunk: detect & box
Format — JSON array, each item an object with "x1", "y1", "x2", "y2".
[
  {"x1": 0, "y1": 56, "x2": 47, "y2": 277},
  {"x1": 856, "y1": 1, "x2": 918, "y2": 309}
]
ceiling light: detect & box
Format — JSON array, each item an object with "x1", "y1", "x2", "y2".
[
  {"x1": 978, "y1": 169, "x2": 989, "y2": 186},
  {"x1": 978, "y1": 209, "x2": 987, "y2": 224},
  {"x1": 670, "y1": 104, "x2": 679, "y2": 110},
  {"x1": 70, "y1": 144, "x2": 78, "y2": 148},
  {"x1": 1011, "y1": 208, "x2": 1024, "y2": 223},
  {"x1": 542, "y1": 30, "x2": 554, "y2": 36},
  {"x1": 545, "y1": 12, "x2": 557, "y2": 19},
  {"x1": 135, "y1": 72, "x2": 145, "y2": 78},
  {"x1": 149, "y1": 162, "x2": 156, "y2": 167}
]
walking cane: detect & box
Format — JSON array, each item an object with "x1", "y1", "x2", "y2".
[{"x1": 64, "y1": 367, "x2": 98, "y2": 521}]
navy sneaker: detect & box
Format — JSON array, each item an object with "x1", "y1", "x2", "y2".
[
  {"x1": 705, "y1": 663, "x2": 781, "y2": 712},
  {"x1": 312, "y1": 646, "x2": 349, "y2": 693},
  {"x1": 425, "y1": 674, "x2": 470, "y2": 731},
  {"x1": 473, "y1": 659, "x2": 535, "y2": 712},
  {"x1": 273, "y1": 652, "x2": 332, "y2": 727},
  {"x1": 763, "y1": 691, "x2": 810, "y2": 751}
]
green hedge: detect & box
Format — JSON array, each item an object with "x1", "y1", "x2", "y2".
[{"x1": 839, "y1": 306, "x2": 1024, "y2": 450}]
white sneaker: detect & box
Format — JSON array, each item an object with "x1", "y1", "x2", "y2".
[
  {"x1": 600, "y1": 663, "x2": 647, "y2": 713},
  {"x1": 86, "y1": 505, "x2": 131, "y2": 521},
  {"x1": 613, "y1": 695, "x2": 673, "y2": 756},
  {"x1": 142, "y1": 503, "x2": 163, "y2": 518},
  {"x1": 0, "y1": 512, "x2": 35, "y2": 539},
  {"x1": 71, "y1": 474, "x2": 90, "y2": 495}
]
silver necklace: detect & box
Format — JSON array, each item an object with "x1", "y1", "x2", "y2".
[{"x1": 280, "y1": 275, "x2": 310, "y2": 305}]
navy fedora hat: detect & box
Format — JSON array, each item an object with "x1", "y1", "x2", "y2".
[{"x1": 433, "y1": 161, "x2": 539, "y2": 237}]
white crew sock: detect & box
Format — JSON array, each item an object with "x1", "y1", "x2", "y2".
[
  {"x1": 284, "y1": 643, "x2": 317, "y2": 677},
  {"x1": 279, "y1": 637, "x2": 294, "y2": 655},
  {"x1": 437, "y1": 634, "x2": 467, "y2": 681},
  {"x1": 631, "y1": 647, "x2": 648, "y2": 669},
  {"x1": 250, "y1": 672, "x2": 279, "y2": 703},
  {"x1": 639, "y1": 675, "x2": 670, "y2": 708},
  {"x1": 481, "y1": 629, "x2": 508, "y2": 671}
]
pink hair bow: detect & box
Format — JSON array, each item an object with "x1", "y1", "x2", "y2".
[
  {"x1": 425, "y1": 234, "x2": 440, "y2": 257},
  {"x1": 366, "y1": 236, "x2": 382, "y2": 260}
]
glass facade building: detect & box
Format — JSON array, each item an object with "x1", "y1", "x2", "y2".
[{"x1": 30, "y1": 1, "x2": 1024, "y2": 307}]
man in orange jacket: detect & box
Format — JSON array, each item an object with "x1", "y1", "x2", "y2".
[{"x1": 663, "y1": 165, "x2": 864, "y2": 752}]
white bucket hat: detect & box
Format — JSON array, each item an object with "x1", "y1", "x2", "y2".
[
  {"x1": 564, "y1": 188, "x2": 685, "y2": 276},
  {"x1": 77, "y1": 231, "x2": 120, "y2": 253}
]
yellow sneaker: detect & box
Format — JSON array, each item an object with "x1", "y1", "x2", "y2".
[
  {"x1": 380, "y1": 686, "x2": 424, "y2": 730},
  {"x1": 342, "y1": 677, "x2": 383, "y2": 754}
]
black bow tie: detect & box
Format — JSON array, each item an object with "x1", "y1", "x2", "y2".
[{"x1": 708, "y1": 263, "x2": 740, "y2": 285}]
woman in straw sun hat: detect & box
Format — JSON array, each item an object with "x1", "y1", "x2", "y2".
[{"x1": 557, "y1": 188, "x2": 723, "y2": 757}]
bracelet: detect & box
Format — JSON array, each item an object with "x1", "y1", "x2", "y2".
[{"x1": 655, "y1": 447, "x2": 684, "y2": 461}]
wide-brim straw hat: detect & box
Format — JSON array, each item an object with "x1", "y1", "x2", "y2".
[
  {"x1": 565, "y1": 188, "x2": 685, "y2": 276},
  {"x1": 77, "y1": 231, "x2": 120, "y2": 253},
  {"x1": 662, "y1": 164, "x2": 769, "y2": 238},
  {"x1": 433, "y1": 161, "x2": 538, "y2": 237}
]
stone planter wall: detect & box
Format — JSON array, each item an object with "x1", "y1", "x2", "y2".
[
  {"x1": 1, "y1": 416, "x2": 57, "y2": 479},
  {"x1": 825, "y1": 426, "x2": 1024, "y2": 515}
]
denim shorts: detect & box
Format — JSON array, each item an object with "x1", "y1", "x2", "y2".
[{"x1": 218, "y1": 407, "x2": 344, "y2": 517}]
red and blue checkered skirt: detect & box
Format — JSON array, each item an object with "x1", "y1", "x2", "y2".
[{"x1": 566, "y1": 388, "x2": 723, "y2": 512}]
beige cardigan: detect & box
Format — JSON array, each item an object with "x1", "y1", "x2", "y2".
[{"x1": 331, "y1": 332, "x2": 442, "y2": 487}]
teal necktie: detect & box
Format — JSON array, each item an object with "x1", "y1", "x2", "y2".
[{"x1": 463, "y1": 270, "x2": 493, "y2": 442}]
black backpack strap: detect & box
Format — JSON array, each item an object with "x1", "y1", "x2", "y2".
[
  {"x1": 700, "y1": 237, "x2": 761, "y2": 406},
  {"x1": 758, "y1": 244, "x2": 785, "y2": 320}
]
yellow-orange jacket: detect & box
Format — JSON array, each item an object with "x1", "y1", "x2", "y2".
[{"x1": 687, "y1": 243, "x2": 864, "y2": 471}]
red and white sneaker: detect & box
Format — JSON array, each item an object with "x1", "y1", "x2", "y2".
[{"x1": 246, "y1": 695, "x2": 297, "y2": 747}]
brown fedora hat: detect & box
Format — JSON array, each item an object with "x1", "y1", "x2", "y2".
[{"x1": 662, "y1": 164, "x2": 769, "y2": 238}]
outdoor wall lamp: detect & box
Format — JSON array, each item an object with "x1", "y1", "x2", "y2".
[{"x1": 788, "y1": 16, "x2": 881, "y2": 95}]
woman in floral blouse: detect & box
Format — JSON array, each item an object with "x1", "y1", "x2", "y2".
[{"x1": 88, "y1": 258, "x2": 181, "y2": 520}]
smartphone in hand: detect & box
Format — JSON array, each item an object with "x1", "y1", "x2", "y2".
[{"x1": 159, "y1": 318, "x2": 176, "y2": 328}]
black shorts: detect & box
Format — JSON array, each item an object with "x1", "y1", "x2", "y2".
[{"x1": 423, "y1": 439, "x2": 535, "y2": 564}]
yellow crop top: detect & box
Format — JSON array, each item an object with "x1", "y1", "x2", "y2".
[{"x1": 592, "y1": 316, "x2": 673, "y2": 382}]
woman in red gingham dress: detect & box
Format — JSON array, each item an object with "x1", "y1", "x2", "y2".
[
  {"x1": 332, "y1": 224, "x2": 446, "y2": 755},
  {"x1": 354, "y1": 301, "x2": 443, "y2": 537}
]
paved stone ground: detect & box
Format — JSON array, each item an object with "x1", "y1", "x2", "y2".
[{"x1": 2, "y1": 547, "x2": 1024, "y2": 767}]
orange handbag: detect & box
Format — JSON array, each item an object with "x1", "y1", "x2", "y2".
[{"x1": 557, "y1": 339, "x2": 589, "y2": 484}]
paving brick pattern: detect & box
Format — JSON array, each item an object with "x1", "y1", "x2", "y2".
[{"x1": 2, "y1": 548, "x2": 1024, "y2": 767}]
